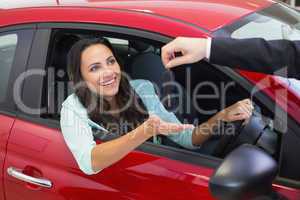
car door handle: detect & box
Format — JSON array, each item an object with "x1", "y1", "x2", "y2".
[{"x1": 7, "y1": 167, "x2": 52, "y2": 188}]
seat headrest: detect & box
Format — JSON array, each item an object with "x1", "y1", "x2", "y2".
[
  {"x1": 130, "y1": 52, "x2": 174, "y2": 88},
  {"x1": 129, "y1": 40, "x2": 153, "y2": 52},
  {"x1": 53, "y1": 35, "x2": 80, "y2": 80}
]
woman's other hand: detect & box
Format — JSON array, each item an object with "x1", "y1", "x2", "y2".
[{"x1": 217, "y1": 99, "x2": 254, "y2": 123}]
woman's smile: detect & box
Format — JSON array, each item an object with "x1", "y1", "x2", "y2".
[{"x1": 98, "y1": 75, "x2": 117, "y2": 87}]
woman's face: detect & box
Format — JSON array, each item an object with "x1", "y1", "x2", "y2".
[{"x1": 80, "y1": 44, "x2": 121, "y2": 99}]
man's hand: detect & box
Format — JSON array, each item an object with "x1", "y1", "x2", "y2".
[{"x1": 161, "y1": 37, "x2": 210, "y2": 69}]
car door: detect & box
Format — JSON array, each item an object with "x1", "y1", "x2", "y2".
[
  {"x1": 0, "y1": 26, "x2": 35, "y2": 200},
  {"x1": 2, "y1": 22, "x2": 221, "y2": 200}
]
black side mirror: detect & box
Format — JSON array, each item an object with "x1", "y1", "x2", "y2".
[{"x1": 209, "y1": 144, "x2": 278, "y2": 200}]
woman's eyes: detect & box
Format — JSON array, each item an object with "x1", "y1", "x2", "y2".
[
  {"x1": 108, "y1": 58, "x2": 116, "y2": 65},
  {"x1": 90, "y1": 65, "x2": 100, "y2": 72},
  {"x1": 89, "y1": 58, "x2": 116, "y2": 72}
]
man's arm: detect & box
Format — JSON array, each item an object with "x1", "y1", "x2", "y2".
[
  {"x1": 210, "y1": 37, "x2": 300, "y2": 79},
  {"x1": 161, "y1": 37, "x2": 300, "y2": 79}
]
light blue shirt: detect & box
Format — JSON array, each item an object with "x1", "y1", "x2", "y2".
[{"x1": 60, "y1": 79, "x2": 200, "y2": 175}]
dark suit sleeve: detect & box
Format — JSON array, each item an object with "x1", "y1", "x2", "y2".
[{"x1": 210, "y1": 37, "x2": 300, "y2": 79}]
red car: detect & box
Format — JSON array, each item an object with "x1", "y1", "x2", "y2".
[{"x1": 1, "y1": 0, "x2": 300, "y2": 199}]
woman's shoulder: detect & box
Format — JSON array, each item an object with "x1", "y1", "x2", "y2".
[
  {"x1": 61, "y1": 93, "x2": 87, "y2": 114},
  {"x1": 62, "y1": 93, "x2": 75, "y2": 103},
  {"x1": 61, "y1": 93, "x2": 106, "y2": 131},
  {"x1": 62, "y1": 93, "x2": 78, "y2": 107}
]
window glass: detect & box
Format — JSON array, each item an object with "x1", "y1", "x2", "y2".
[
  {"x1": 229, "y1": 4, "x2": 300, "y2": 40},
  {"x1": 0, "y1": 33, "x2": 18, "y2": 103}
]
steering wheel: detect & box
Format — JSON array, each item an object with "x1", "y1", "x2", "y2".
[{"x1": 212, "y1": 106, "x2": 269, "y2": 158}]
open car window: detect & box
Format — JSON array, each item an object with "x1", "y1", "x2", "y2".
[{"x1": 41, "y1": 29, "x2": 288, "y2": 172}]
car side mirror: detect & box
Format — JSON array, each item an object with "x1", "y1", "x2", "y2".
[{"x1": 209, "y1": 144, "x2": 278, "y2": 200}]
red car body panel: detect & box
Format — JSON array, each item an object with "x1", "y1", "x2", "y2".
[
  {"x1": 0, "y1": 7, "x2": 208, "y2": 38},
  {"x1": 0, "y1": 0, "x2": 300, "y2": 200},
  {"x1": 4, "y1": 119, "x2": 216, "y2": 200},
  {"x1": 3, "y1": 118, "x2": 300, "y2": 199},
  {"x1": 272, "y1": 184, "x2": 300, "y2": 200},
  {"x1": 58, "y1": 0, "x2": 274, "y2": 31},
  {"x1": 0, "y1": 0, "x2": 274, "y2": 32},
  {"x1": 239, "y1": 70, "x2": 300, "y2": 125},
  {"x1": 0, "y1": 115, "x2": 15, "y2": 200}
]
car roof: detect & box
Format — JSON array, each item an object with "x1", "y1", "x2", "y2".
[{"x1": 1, "y1": 0, "x2": 275, "y2": 31}]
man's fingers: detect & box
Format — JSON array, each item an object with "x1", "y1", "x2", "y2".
[
  {"x1": 161, "y1": 48, "x2": 172, "y2": 67},
  {"x1": 161, "y1": 37, "x2": 191, "y2": 69},
  {"x1": 161, "y1": 39, "x2": 178, "y2": 66},
  {"x1": 165, "y1": 55, "x2": 192, "y2": 69},
  {"x1": 162, "y1": 36, "x2": 209, "y2": 69}
]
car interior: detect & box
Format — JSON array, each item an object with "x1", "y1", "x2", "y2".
[{"x1": 40, "y1": 28, "x2": 283, "y2": 161}]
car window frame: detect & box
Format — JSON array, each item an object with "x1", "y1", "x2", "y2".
[
  {"x1": 18, "y1": 22, "x2": 222, "y2": 170},
  {"x1": 0, "y1": 24, "x2": 35, "y2": 117}
]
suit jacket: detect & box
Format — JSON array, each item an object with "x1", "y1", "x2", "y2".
[{"x1": 210, "y1": 37, "x2": 300, "y2": 79}]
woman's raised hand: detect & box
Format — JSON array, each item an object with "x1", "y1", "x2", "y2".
[
  {"x1": 217, "y1": 99, "x2": 254, "y2": 123},
  {"x1": 144, "y1": 115, "x2": 194, "y2": 136}
]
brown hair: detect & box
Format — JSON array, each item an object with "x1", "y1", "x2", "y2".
[{"x1": 67, "y1": 37, "x2": 149, "y2": 136}]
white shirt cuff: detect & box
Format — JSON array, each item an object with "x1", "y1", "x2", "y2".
[{"x1": 206, "y1": 37, "x2": 212, "y2": 60}]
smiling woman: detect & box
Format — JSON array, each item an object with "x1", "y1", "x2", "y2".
[
  {"x1": 66, "y1": 37, "x2": 145, "y2": 124},
  {"x1": 59, "y1": 37, "x2": 204, "y2": 175}
]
